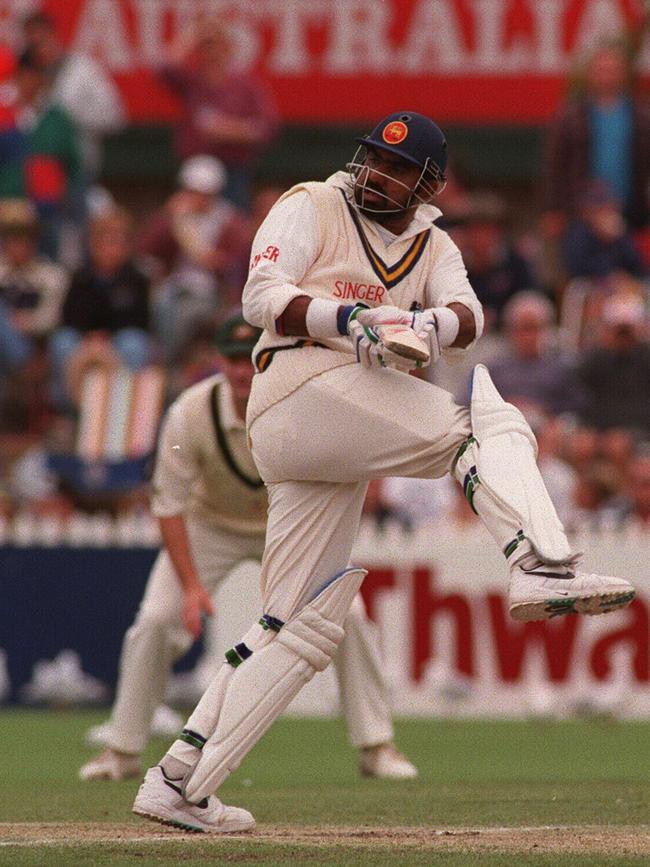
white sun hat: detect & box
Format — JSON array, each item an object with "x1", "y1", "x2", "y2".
[{"x1": 178, "y1": 154, "x2": 227, "y2": 195}]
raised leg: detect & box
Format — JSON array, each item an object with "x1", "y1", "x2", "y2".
[{"x1": 452, "y1": 365, "x2": 635, "y2": 621}]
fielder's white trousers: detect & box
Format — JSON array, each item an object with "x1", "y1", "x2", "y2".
[
  {"x1": 249, "y1": 361, "x2": 472, "y2": 621},
  {"x1": 107, "y1": 515, "x2": 393, "y2": 754}
]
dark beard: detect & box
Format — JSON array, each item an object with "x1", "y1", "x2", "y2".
[{"x1": 353, "y1": 185, "x2": 409, "y2": 218}]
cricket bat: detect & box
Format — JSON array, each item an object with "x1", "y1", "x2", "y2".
[{"x1": 374, "y1": 324, "x2": 430, "y2": 363}]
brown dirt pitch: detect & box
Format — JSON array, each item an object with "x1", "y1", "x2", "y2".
[{"x1": 2, "y1": 822, "x2": 650, "y2": 857}]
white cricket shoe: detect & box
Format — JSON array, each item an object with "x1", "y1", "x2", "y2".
[
  {"x1": 509, "y1": 563, "x2": 635, "y2": 622},
  {"x1": 132, "y1": 766, "x2": 255, "y2": 833},
  {"x1": 359, "y1": 743, "x2": 418, "y2": 779},
  {"x1": 79, "y1": 748, "x2": 142, "y2": 781}
]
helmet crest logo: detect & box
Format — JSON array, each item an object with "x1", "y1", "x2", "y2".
[{"x1": 382, "y1": 121, "x2": 408, "y2": 145}]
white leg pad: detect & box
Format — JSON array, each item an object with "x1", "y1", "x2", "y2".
[
  {"x1": 178, "y1": 621, "x2": 273, "y2": 746},
  {"x1": 460, "y1": 364, "x2": 572, "y2": 564},
  {"x1": 183, "y1": 567, "x2": 366, "y2": 802}
]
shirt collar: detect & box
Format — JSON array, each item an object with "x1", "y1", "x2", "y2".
[{"x1": 327, "y1": 170, "x2": 442, "y2": 240}]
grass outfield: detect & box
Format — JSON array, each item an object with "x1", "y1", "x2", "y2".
[{"x1": 1, "y1": 709, "x2": 649, "y2": 865}]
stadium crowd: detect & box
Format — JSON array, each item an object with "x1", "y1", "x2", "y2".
[{"x1": 0, "y1": 13, "x2": 649, "y2": 540}]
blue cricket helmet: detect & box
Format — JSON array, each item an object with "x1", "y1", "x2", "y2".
[
  {"x1": 348, "y1": 111, "x2": 448, "y2": 213},
  {"x1": 357, "y1": 111, "x2": 448, "y2": 179}
]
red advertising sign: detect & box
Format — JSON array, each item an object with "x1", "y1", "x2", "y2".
[
  {"x1": 1, "y1": 0, "x2": 647, "y2": 123},
  {"x1": 361, "y1": 567, "x2": 649, "y2": 686}
]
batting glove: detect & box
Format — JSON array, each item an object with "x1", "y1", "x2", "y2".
[
  {"x1": 348, "y1": 319, "x2": 420, "y2": 372},
  {"x1": 349, "y1": 304, "x2": 413, "y2": 332},
  {"x1": 410, "y1": 306, "x2": 461, "y2": 365},
  {"x1": 409, "y1": 310, "x2": 441, "y2": 366}
]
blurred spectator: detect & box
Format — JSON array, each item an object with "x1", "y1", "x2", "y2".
[
  {"x1": 0, "y1": 199, "x2": 66, "y2": 437},
  {"x1": 559, "y1": 270, "x2": 649, "y2": 353},
  {"x1": 8, "y1": 439, "x2": 72, "y2": 518},
  {"x1": 159, "y1": 19, "x2": 279, "y2": 209},
  {"x1": 562, "y1": 180, "x2": 647, "y2": 281},
  {"x1": 139, "y1": 155, "x2": 250, "y2": 361},
  {"x1": 570, "y1": 458, "x2": 625, "y2": 531},
  {"x1": 578, "y1": 293, "x2": 650, "y2": 435},
  {"x1": 619, "y1": 446, "x2": 650, "y2": 526},
  {"x1": 535, "y1": 416, "x2": 579, "y2": 530},
  {"x1": 86, "y1": 184, "x2": 118, "y2": 220},
  {"x1": 0, "y1": 296, "x2": 33, "y2": 406},
  {"x1": 599, "y1": 426, "x2": 638, "y2": 480},
  {"x1": 0, "y1": 198, "x2": 67, "y2": 337},
  {"x1": 21, "y1": 10, "x2": 125, "y2": 183},
  {"x1": 545, "y1": 420, "x2": 637, "y2": 532},
  {"x1": 50, "y1": 208, "x2": 151, "y2": 409},
  {"x1": 541, "y1": 40, "x2": 650, "y2": 237},
  {"x1": 562, "y1": 422, "x2": 601, "y2": 476},
  {"x1": 488, "y1": 291, "x2": 584, "y2": 420},
  {"x1": 0, "y1": 47, "x2": 81, "y2": 261},
  {"x1": 0, "y1": 293, "x2": 31, "y2": 363},
  {"x1": 457, "y1": 192, "x2": 538, "y2": 328}
]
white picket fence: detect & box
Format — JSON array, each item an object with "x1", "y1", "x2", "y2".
[{"x1": 0, "y1": 510, "x2": 162, "y2": 547}]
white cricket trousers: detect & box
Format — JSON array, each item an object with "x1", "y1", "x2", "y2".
[
  {"x1": 249, "y1": 360, "x2": 472, "y2": 621},
  {"x1": 107, "y1": 515, "x2": 393, "y2": 754}
]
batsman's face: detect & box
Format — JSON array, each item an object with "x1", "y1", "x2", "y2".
[{"x1": 353, "y1": 147, "x2": 423, "y2": 214}]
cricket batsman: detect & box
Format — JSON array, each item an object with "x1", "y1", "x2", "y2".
[{"x1": 132, "y1": 111, "x2": 635, "y2": 833}]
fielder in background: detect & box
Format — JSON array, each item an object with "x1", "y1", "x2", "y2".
[
  {"x1": 79, "y1": 313, "x2": 416, "y2": 784},
  {"x1": 133, "y1": 111, "x2": 635, "y2": 833}
]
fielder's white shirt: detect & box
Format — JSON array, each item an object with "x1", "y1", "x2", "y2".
[{"x1": 152, "y1": 374, "x2": 267, "y2": 536}]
